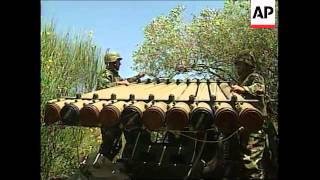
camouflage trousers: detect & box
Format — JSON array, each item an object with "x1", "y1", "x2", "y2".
[{"x1": 240, "y1": 130, "x2": 266, "y2": 179}]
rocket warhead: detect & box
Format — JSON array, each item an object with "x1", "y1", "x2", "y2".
[
  {"x1": 142, "y1": 102, "x2": 167, "y2": 130},
  {"x1": 166, "y1": 102, "x2": 190, "y2": 130},
  {"x1": 190, "y1": 102, "x2": 214, "y2": 130},
  {"x1": 213, "y1": 102, "x2": 239, "y2": 134},
  {"x1": 238, "y1": 103, "x2": 264, "y2": 133},
  {"x1": 80, "y1": 100, "x2": 109, "y2": 127},
  {"x1": 99, "y1": 101, "x2": 126, "y2": 128}
]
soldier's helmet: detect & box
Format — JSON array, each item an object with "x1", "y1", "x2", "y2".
[
  {"x1": 234, "y1": 50, "x2": 256, "y2": 68},
  {"x1": 104, "y1": 51, "x2": 122, "y2": 63}
]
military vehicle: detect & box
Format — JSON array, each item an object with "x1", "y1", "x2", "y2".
[{"x1": 44, "y1": 79, "x2": 265, "y2": 179}]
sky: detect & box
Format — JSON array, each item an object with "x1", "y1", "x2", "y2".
[{"x1": 41, "y1": 0, "x2": 224, "y2": 79}]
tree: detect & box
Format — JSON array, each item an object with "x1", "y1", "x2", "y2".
[{"x1": 132, "y1": 0, "x2": 278, "y2": 105}]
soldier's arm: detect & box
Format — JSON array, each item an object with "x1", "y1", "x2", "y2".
[
  {"x1": 105, "y1": 80, "x2": 117, "y2": 88},
  {"x1": 126, "y1": 72, "x2": 145, "y2": 83},
  {"x1": 116, "y1": 80, "x2": 130, "y2": 86},
  {"x1": 126, "y1": 76, "x2": 139, "y2": 83},
  {"x1": 242, "y1": 73, "x2": 265, "y2": 96}
]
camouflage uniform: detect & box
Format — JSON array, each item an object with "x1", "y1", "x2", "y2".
[
  {"x1": 68, "y1": 52, "x2": 142, "y2": 180},
  {"x1": 96, "y1": 52, "x2": 125, "y2": 163},
  {"x1": 239, "y1": 72, "x2": 267, "y2": 179},
  {"x1": 234, "y1": 51, "x2": 267, "y2": 179},
  {"x1": 97, "y1": 69, "x2": 122, "y2": 89},
  {"x1": 96, "y1": 52, "x2": 141, "y2": 161},
  {"x1": 97, "y1": 68, "x2": 141, "y2": 90}
]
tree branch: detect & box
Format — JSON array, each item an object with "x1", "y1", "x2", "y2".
[{"x1": 189, "y1": 64, "x2": 237, "y2": 82}]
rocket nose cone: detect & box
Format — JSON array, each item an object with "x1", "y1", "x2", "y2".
[
  {"x1": 60, "y1": 104, "x2": 80, "y2": 126},
  {"x1": 214, "y1": 108, "x2": 239, "y2": 134},
  {"x1": 99, "y1": 105, "x2": 121, "y2": 128},
  {"x1": 80, "y1": 105, "x2": 100, "y2": 127},
  {"x1": 166, "y1": 108, "x2": 189, "y2": 130},
  {"x1": 44, "y1": 103, "x2": 61, "y2": 125},
  {"x1": 142, "y1": 107, "x2": 165, "y2": 130},
  {"x1": 239, "y1": 109, "x2": 264, "y2": 133}
]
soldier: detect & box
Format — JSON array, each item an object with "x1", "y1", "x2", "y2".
[
  {"x1": 95, "y1": 51, "x2": 145, "y2": 165},
  {"x1": 69, "y1": 51, "x2": 144, "y2": 180},
  {"x1": 230, "y1": 50, "x2": 267, "y2": 179},
  {"x1": 97, "y1": 51, "x2": 145, "y2": 89}
]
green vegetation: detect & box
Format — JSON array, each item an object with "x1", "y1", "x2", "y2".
[
  {"x1": 133, "y1": 1, "x2": 278, "y2": 134},
  {"x1": 41, "y1": 1, "x2": 278, "y2": 178},
  {"x1": 133, "y1": 0, "x2": 278, "y2": 107},
  {"x1": 41, "y1": 21, "x2": 103, "y2": 179}
]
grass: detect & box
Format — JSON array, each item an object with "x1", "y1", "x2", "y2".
[{"x1": 41, "y1": 21, "x2": 104, "y2": 179}]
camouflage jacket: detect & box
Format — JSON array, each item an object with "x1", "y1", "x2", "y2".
[
  {"x1": 97, "y1": 69, "x2": 122, "y2": 90},
  {"x1": 97, "y1": 69, "x2": 142, "y2": 90},
  {"x1": 240, "y1": 72, "x2": 267, "y2": 116}
]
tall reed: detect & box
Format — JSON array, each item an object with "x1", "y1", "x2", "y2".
[{"x1": 41, "y1": 21, "x2": 103, "y2": 179}]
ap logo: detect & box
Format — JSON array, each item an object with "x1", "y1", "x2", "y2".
[{"x1": 251, "y1": 0, "x2": 276, "y2": 28}]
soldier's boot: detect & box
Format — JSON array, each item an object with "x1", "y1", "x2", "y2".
[
  {"x1": 92, "y1": 153, "x2": 110, "y2": 169},
  {"x1": 202, "y1": 159, "x2": 222, "y2": 177}
]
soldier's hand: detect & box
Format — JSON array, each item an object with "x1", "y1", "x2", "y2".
[
  {"x1": 231, "y1": 85, "x2": 245, "y2": 93},
  {"x1": 117, "y1": 80, "x2": 130, "y2": 86},
  {"x1": 137, "y1": 72, "x2": 145, "y2": 78}
]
